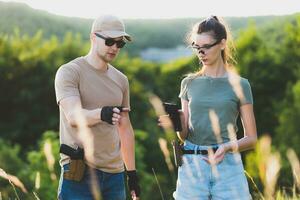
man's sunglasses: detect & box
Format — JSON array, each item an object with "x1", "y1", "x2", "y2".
[
  {"x1": 191, "y1": 40, "x2": 221, "y2": 54},
  {"x1": 94, "y1": 33, "x2": 126, "y2": 48}
]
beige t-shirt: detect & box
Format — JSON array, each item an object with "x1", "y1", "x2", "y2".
[{"x1": 54, "y1": 57, "x2": 130, "y2": 173}]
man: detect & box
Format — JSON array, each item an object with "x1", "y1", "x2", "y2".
[{"x1": 55, "y1": 15, "x2": 140, "y2": 200}]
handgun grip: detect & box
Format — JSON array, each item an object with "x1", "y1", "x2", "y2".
[
  {"x1": 169, "y1": 113, "x2": 182, "y2": 131},
  {"x1": 60, "y1": 144, "x2": 84, "y2": 160}
]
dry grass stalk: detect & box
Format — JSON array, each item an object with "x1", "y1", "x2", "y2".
[
  {"x1": 73, "y1": 105, "x2": 102, "y2": 200},
  {"x1": 286, "y1": 149, "x2": 300, "y2": 190},
  {"x1": 158, "y1": 138, "x2": 174, "y2": 172},
  {"x1": 33, "y1": 191, "x2": 41, "y2": 200},
  {"x1": 35, "y1": 171, "x2": 40, "y2": 190},
  {"x1": 207, "y1": 148, "x2": 219, "y2": 178},
  {"x1": 43, "y1": 140, "x2": 57, "y2": 180},
  {"x1": 264, "y1": 152, "x2": 281, "y2": 199},
  {"x1": 244, "y1": 170, "x2": 265, "y2": 200},
  {"x1": 227, "y1": 123, "x2": 240, "y2": 162},
  {"x1": 258, "y1": 136, "x2": 272, "y2": 184},
  {"x1": 152, "y1": 168, "x2": 165, "y2": 200},
  {"x1": 149, "y1": 94, "x2": 173, "y2": 132},
  {"x1": 209, "y1": 109, "x2": 222, "y2": 144},
  {"x1": 228, "y1": 71, "x2": 246, "y2": 104},
  {"x1": 0, "y1": 168, "x2": 28, "y2": 193},
  {"x1": 89, "y1": 168, "x2": 102, "y2": 200},
  {"x1": 74, "y1": 105, "x2": 94, "y2": 163}
]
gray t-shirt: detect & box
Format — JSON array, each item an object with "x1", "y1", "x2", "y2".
[{"x1": 179, "y1": 74, "x2": 253, "y2": 145}]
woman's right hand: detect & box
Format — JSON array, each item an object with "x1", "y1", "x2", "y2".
[
  {"x1": 158, "y1": 114, "x2": 172, "y2": 130},
  {"x1": 158, "y1": 110, "x2": 186, "y2": 137}
]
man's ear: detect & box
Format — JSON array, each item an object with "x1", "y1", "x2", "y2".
[{"x1": 90, "y1": 33, "x2": 95, "y2": 42}]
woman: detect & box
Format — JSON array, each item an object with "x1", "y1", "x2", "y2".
[{"x1": 166, "y1": 16, "x2": 257, "y2": 199}]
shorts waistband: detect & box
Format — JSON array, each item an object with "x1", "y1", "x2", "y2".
[{"x1": 184, "y1": 140, "x2": 220, "y2": 151}]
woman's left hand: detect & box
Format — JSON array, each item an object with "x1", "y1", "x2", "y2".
[{"x1": 202, "y1": 145, "x2": 227, "y2": 165}]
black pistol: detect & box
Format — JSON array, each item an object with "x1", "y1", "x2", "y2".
[{"x1": 163, "y1": 102, "x2": 182, "y2": 132}]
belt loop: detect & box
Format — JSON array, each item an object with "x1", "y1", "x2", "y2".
[{"x1": 194, "y1": 146, "x2": 197, "y2": 154}]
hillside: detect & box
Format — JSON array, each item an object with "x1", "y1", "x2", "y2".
[{"x1": 0, "y1": 1, "x2": 299, "y2": 56}]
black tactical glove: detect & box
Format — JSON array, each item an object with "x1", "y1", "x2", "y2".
[
  {"x1": 100, "y1": 106, "x2": 123, "y2": 124},
  {"x1": 127, "y1": 170, "x2": 141, "y2": 197},
  {"x1": 163, "y1": 102, "x2": 182, "y2": 131}
]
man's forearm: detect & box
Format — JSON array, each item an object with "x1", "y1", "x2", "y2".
[
  {"x1": 67, "y1": 108, "x2": 101, "y2": 127},
  {"x1": 119, "y1": 127, "x2": 136, "y2": 171}
]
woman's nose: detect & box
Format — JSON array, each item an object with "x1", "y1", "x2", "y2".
[{"x1": 199, "y1": 50, "x2": 205, "y2": 55}]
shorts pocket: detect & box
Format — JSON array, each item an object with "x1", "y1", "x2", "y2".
[
  {"x1": 224, "y1": 153, "x2": 243, "y2": 166},
  {"x1": 182, "y1": 154, "x2": 193, "y2": 165}
]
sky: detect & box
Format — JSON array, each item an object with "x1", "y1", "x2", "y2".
[{"x1": 2, "y1": 0, "x2": 300, "y2": 19}]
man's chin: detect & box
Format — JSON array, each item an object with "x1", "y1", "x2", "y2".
[{"x1": 106, "y1": 55, "x2": 116, "y2": 62}]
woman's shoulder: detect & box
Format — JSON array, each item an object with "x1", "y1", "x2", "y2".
[
  {"x1": 181, "y1": 73, "x2": 201, "y2": 84},
  {"x1": 227, "y1": 72, "x2": 250, "y2": 84}
]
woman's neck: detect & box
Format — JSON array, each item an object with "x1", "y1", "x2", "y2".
[{"x1": 202, "y1": 59, "x2": 227, "y2": 78}]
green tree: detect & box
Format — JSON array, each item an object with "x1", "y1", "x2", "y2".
[{"x1": 235, "y1": 23, "x2": 293, "y2": 136}]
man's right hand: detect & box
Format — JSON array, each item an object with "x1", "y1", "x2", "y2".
[{"x1": 100, "y1": 106, "x2": 123, "y2": 125}]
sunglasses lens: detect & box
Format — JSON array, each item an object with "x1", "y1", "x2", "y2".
[
  {"x1": 117, "y1": 41, "x2": 126, "y2": 48},
  {"x1": 105, "y1": 39, "x2": 115, "y2": 46}
]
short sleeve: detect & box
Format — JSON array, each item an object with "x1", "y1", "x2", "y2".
[
  {"x1": 122, "y1": 78, "x2": 130, "y2": 109},
  {"x1": 178, "y1": 77, "x2": 190, "y2": 101},
  {"x1": 54, "y1": 65, "x2": 80, "y2": 105},
  {"x1": 240, "y1": 79, "x2": 253, "y2": 106}
]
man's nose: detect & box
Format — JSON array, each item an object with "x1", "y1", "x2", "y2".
[{"x1": 112, "y1": 43, "x2": 119, "y2": 50}]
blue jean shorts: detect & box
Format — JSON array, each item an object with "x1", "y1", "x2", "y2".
[
  {"x1": 57, "y1": 164, "x2": 126, "y2": 200},
  {"x1": 173, "y1": 140, "x2": 251, "y2": 200}
]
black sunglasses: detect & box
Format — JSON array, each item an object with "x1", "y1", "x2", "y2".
[
  {"x1": 94, "y1": 33, "x2": 126, "y2": 48},
  {"x1": 191, "y1": 40, "x2": 221, "y2": 51}
]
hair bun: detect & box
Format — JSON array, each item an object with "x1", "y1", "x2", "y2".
[{"x1": 212, "y1": 15, "x2": 219, "y2": 21}]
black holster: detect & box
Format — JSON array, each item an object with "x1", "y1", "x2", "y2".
[
  {"x1": 172, "y1": 140, "x2": 183, "y2": 167},
  {"x1": 60, "y1": 144, "x2": 86, "y2": 181}
]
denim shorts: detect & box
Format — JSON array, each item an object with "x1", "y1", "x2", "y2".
[
  {"x1": 57, "y1": 164, "x2": 126, "y2": 200},
  {"x1": 173, "y1": 140, "x2": 251, "y2": 200}
]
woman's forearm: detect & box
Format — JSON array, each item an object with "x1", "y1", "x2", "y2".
[{"x1": 224, "y1": 135, "x2": 257, "y2": 153}]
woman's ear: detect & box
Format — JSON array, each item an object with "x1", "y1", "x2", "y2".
[{"x1": 220, "y1": 39, "x2": 226, "y2": 50}]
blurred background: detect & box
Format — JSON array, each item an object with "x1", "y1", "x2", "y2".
[{"x1": 0, "y1": 0, "x2": 299, "y2": 199}]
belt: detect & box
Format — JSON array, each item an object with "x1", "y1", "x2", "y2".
[{"x1": 182, "y1": 147, "x2": 218, "y2": 155}]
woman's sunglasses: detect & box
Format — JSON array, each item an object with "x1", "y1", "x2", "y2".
[
  {"x1": 191, "y1": 40, "x2": 220, "y2": 51},
  {"x1": 94, "y1": 33, "x2": 126, "y2": 48}
]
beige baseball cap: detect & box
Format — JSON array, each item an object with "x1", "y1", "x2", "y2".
[{"x1": 91, "y1": 15, "x2": 132, "y2": 41}]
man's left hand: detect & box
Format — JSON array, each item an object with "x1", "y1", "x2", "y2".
[{"x1": 127, "y1": 170, "x2": 141, "y2": 199}]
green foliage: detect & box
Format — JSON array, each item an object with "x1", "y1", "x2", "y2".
[
  {"x1": 24, "y1": 131, "x2": 60, "y2": 199},
  {"x1": 0, "y1": 131, "x2": 60, "y2": 199},
  {"x1": 0, "y1": 139, "x2": 25, "y2": 199},
  {"x1": 275, "y1": 81, "x2": 300, "y2": 156},
  {"x1": 0, "y1": 7, "x2": 300, "y2": 199},
  {"x1": 0, "y1": 31, "x2": 87, "y2": 147},
  {"x1": 235, "y1": 21, "x2": 296, "y2": 136}
]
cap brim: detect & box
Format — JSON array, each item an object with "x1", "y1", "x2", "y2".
[{"x1": 99, "y1": 30, "x2": 132, "y2": 41}]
